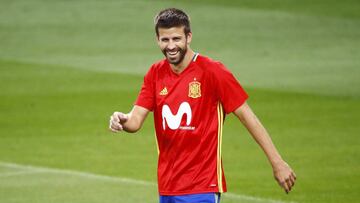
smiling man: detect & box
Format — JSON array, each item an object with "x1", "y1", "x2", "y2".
[{"x1": 109, "y1": 8, "x2": 296, "y2": 203}]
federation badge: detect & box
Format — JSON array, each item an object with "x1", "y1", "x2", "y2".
[{"x1": 188, "y1": 80, "x2": 201, "y2": 98}]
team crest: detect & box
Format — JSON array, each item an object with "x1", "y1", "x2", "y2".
[{"x1": 188, "y1": 81, "x2": 201, "y2": 98}]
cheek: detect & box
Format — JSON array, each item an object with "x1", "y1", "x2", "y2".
[
  {"x1": 158, "y1": 43, "x2": 166, "y2": 50},
  {"x1": 180, "y1": 42, "x2": 187, "y2": 49}
]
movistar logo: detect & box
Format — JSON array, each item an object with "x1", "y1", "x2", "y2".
[{"x1": 162, "y1": 102, "x2": 194, "y2": 130}]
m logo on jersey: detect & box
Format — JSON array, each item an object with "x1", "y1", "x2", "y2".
[
  {"x1": 188, "y1": 81, "x2": 201, "y2": 98},
  {"x1": 162, "y1": 102, "x2": 194, "y2": 130}
]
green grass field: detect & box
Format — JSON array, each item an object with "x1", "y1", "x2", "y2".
[{"x1": 0, "y1": 0, "x2": 359, "y2": 203}]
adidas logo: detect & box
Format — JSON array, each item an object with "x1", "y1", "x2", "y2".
[{"x1": 159, "y1": 87, "x2": 168, "y2": 95}]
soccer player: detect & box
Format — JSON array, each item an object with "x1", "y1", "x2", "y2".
[{"x1": 109, "y1": 8, "x2": 296, "y2": 203}]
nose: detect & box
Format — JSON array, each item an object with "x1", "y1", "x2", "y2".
[{"x1": 167, "y1": 40, "x2": 176, "y2": 50}]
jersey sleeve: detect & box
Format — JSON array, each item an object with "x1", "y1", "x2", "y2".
[
  {"x1": 134, "y1": 65, "x2": 155, "y2": 111},
  {"x1": 214, "y1": 62, "x2": 248, "y2": 114}
]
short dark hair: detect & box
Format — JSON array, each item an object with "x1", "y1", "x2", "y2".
[{"x1": 154, "y1": 8, "x2": 191, "y2": 37}]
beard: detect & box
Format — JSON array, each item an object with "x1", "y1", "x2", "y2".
[{"x1": 162, "y1": 45, "x2": 188, "y2": 65}]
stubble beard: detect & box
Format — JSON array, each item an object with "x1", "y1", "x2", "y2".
[{"x1": 162, "y1": 45, "x2": 188, "y2": 66}]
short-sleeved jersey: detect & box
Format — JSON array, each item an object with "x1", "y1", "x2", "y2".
[{"x1": 135, "y1": 54, "x2": 248, "y2": 195}]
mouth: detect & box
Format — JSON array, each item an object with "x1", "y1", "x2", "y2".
[
  {"x1": 163, "y1": 48, "x2": 186, "y2": 65},
  {"x1": 166, "y1": 50, "x2": 179, "y2": 57}
]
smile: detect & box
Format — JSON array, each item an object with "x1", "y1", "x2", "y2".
[{"x1": 167, "y1": 51, "x2": 179, "y2": 56}]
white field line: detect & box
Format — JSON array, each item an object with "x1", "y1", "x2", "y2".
[
  {"x1": 0, "y1": 170, "x2": 45, "y2": 177},
  {"x1": 0, "y1": 162, "x2": 154, "y2": 186},
  {"x1": 0, "y1": 161, "x2": 296, "y2": 203}
]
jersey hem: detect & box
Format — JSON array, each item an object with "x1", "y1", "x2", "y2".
[{"x1": 159, "y1": 189, "x2": 227, "y2": 196}]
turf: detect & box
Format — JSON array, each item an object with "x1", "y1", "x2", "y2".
[
  {"x1": 0, "y1": 0, "x2": 359, "y2": 203},
  {"x1": 0, "y1": 0, "x2": 359, "y2": 97}
]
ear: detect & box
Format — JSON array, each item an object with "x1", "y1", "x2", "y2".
[{"x1": 186, "y1": 32, "x2": 192, "y2": 45}]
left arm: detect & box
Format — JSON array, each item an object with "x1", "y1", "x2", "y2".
[{"x1": 233, "y1": 102, "x2": 296, "y2": 193}]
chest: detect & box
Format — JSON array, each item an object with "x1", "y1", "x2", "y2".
[{"x1": 155, "y1": 67, "x2": 217, "y2": 108}]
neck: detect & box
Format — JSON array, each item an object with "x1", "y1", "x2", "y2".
[{"x1": 170, "y1": 49, "x2": 195, "y2": 74}]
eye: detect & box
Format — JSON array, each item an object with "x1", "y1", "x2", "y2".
[
  {"x1": 161, "y1": 38, "x2": 169, "y2": 42},
  {"x1": 173, "y1": 37, "x2": 181, "y2": 41}
]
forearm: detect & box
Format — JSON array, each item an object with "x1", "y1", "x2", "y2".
[
  {"x1": 109, "y1": 105, "x2": 149, "y2": 133},
  {"x1": 121, "y1": 112, "x2": 141, "y2": 133},
  {"x1": 234, "y1": 102, "x2": 296, "y2": 193},
  {"x1": 241, "y1": 113, "x2": 283, "y2": 167},
  {"x1": 234, "y1": 103, "x2": 283, "y2": 168}
]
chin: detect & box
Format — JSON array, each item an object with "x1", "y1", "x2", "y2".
[
  {"x1": 167, "y1": 57, "x2": 180, "y2": 65},
  {"x1": 168, "y1": 61, "x2": 180, "y2": 65}
]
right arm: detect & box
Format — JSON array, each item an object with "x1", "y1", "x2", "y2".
[{"x1": 109, "y1": 105, "x2": 150, "y2": 133}]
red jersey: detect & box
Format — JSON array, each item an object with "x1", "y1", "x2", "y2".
[{"x1": 135, "y1": 54, "x2": 248, "y2": 195}]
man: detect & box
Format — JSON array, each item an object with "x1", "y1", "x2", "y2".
[{"x1": 109, "y1": 8, "x2": 296, "y2": 203}]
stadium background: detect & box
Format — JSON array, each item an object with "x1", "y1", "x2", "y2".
[{"x1": 0, "y1": 0, "x2": 359, "y2": 202}]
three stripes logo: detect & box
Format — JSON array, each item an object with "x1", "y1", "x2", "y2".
[{"x1": 159, "y1": 87, "x2": 168, "y2": 96}]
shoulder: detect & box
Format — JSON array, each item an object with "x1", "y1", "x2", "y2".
[
  {"x1": 196, "y1": 54, "x2": 230, "y2": 75},
  {"x1": 151, "y1": 59, "x2": 168, "y2": 71},
  {"x1": 145, "y1": 58, "x2": 168, "y2": 77},
  {"x1": 196, "y1": 54, "x2": 220, "y2": 66}
]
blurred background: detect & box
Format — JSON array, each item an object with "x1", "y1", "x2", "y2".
[{"x1": 0, "y1": 0, "x2": 359, "y2": 202}]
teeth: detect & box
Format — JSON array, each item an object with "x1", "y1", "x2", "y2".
[{"x1": 168, "y1": 51, "x2": 178, "y2": 55}]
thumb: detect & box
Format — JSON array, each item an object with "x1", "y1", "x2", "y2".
[{"x1": 118, "y1": 113, "x2": 128, "y2": 123}]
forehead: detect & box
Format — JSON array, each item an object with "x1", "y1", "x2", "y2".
[{"x1": 158, "y1": 26, "x2": 185, "y2": 38}]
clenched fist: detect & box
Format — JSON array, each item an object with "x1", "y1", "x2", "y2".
[{"x1": 109, "y1": 112, "x2": 129, "y2": 133}]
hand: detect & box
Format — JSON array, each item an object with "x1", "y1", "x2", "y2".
[
  {"x1": 273, "y1": 161, "x2": 296, "y2": 194},
  {"x1": 109, "y1": 112, "x2": 128, "y2": 133}
]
